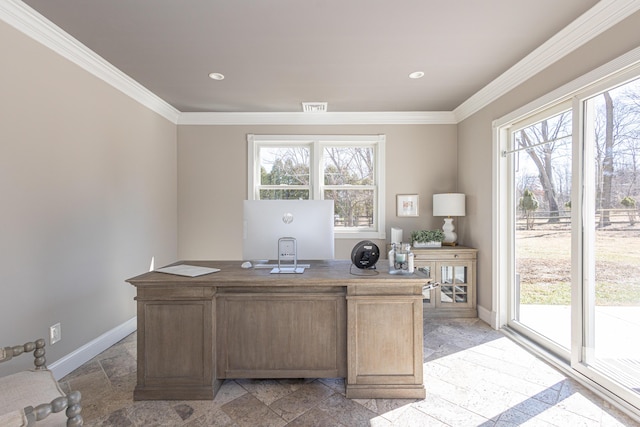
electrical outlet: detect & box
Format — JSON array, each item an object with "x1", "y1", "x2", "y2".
[{"x1": 50, "y1": 323, "x2": 61, "y2": 345}]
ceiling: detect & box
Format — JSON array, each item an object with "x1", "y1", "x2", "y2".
[{"x1": 21, "y1": 0, "x2": 602, "y2": 114}]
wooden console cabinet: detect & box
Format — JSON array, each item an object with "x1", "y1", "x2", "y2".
[
  {"x1": 127, "y1": 260, "x2": 427, "y2": 400},
  {"x1": 412, "y1": 247, "x2": 478, "y2": 318}
]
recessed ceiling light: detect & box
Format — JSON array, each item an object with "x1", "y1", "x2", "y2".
[
  {"x1": 409, "y1": 71, "x2": 424, "y2": 79},
  {"x1": 208, "y1": 72, "x2": 225, "y2": 80}
]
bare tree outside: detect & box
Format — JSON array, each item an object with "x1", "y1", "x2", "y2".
[
  {"x1": 258, "y1": 145, "x2": 377, "y2": 229},
  {"x1": 515, "y1": 111, "x2": 571, "y2": 223},
  {"x1": 515, "y1": 78, "x2": 640, "y2": 227},
  {"x1": 259, "y1": 146, "x2": 310, "y2": 200},
  {"x1": 323, "y1": 146, "x2": 375, "y2": 229},
  {"x1": 600, "y1": 92, "x2": 615, "y2": 226},
  {"x1": 591, "y1": 82, "x2": 640, "y2": 227}
]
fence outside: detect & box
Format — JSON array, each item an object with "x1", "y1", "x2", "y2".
[{"x1": 518, "y1": 208, "x2": 639, "y2": 229}]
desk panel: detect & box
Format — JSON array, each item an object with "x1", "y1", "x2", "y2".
[{"x1": 217, "y1": 290, "x2": 346, "y2": 378}]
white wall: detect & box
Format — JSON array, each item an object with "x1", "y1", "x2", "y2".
[
  {"x1": 0, "y1": 20, "x2": 177, "y2": 374},
  {"x1": 177, "y1": 124, "x2": 458, "y2": 261}
]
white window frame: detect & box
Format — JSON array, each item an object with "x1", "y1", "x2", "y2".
[{"x1": 247, "y1": 134, "x2": 386, "y2": 239}]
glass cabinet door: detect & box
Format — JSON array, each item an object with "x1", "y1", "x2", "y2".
[
  {"x1": 412, "y1": 248, "x2": 477, "y2": 317},
  {"x1": 438, "y1": 263, "x2": 471, "y2": 307},
  {"x1": 417, "y1": 263, "x2": 436, "y2": 308}
]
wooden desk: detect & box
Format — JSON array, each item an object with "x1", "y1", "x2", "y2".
[{"x1": 127, "y1": 260, "x2": 428, "y2": 400}]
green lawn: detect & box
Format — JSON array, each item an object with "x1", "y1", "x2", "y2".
[
  {"x1": 517, "y1": 228, "x2": 640, "y2": 306},
  {"x1": 521, "y1": 281, "x2": 640, "y2": 305}
]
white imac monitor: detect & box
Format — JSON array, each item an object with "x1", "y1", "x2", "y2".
[{"x1": 242, "y1": 200, "x2": 335, "y2": 262}]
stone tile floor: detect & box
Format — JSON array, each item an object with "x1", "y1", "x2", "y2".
[{"x1": 58, "y1": 318, "x2": 640, "y2": 426}]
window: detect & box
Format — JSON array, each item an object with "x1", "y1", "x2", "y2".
[{"x1": 247, "y1": 134, "x2": 386, "y2": 239}]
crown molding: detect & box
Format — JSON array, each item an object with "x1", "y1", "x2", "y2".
[
  {"x1": 178, "y1": 111, "x2": 457, "y2": 125},
  {"x1": 493, "y1": 45, "x2": 640, "y2": 129},
  {"x1": 3, "y1": 0, "x2": 639, "y2": 126},
  {"x1": 453, "y1": 0, "x2": 640, "y2": 123},
  {"x1": 0, "y1": 0, "x2": 180, "y2": 124}
]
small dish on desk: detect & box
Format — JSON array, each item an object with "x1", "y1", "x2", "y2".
[{"x1": 241, "y1": 261, "x2": 252, "y2": 269}]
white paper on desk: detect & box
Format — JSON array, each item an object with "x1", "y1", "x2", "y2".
[{"x1": 156, "y1": 265, "x2": 220, "y2": 277}]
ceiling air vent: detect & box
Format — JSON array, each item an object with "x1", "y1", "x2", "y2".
[{"x1": 302, "y1": 102, "x2": 328, "y2": 113}]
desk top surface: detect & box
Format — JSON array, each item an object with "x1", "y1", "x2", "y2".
[{"x1": 127, "y1": 259, "x2": 430, "y2": 287}]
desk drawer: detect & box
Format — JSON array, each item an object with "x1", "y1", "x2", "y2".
[
  {"x1": 136, "y1": 286, "x2": 214, "y2": 300},
  {"x1": 412, "y1": 248, "x2": 477, "y2": 262}
]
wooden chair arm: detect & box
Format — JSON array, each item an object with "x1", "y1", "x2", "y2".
[
  {"x1": 0, "y1": 339, "x2": 46, "y2": 370},
  {"x1": 1, "y1": 339, "x2": 82, "y2": 425},
  {"x1": 23, "y1": 390, "x2": 83, "y2": 427}
]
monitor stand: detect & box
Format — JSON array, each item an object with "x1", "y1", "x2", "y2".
[
  {"x1": 270, "y1": 237, "x2": 305, "y2": 274},
  {"x1": 270, "y1": 266, "x2": 306, "y2": 274},
  {"x1": 254, "y1": 263, "x2": 310, "y2": 269}
]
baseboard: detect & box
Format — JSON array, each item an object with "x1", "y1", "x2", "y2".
[
  {"x1": 49, "y1": 317, "x2": 137, "y2": 380},
  {"x1": 477, "y1": 305, "x2": 497, "y2": 329}
]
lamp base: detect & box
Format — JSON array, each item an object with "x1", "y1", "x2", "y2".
[{"x1": 441, "y1": 217, "x2": 458, "y2": 245}]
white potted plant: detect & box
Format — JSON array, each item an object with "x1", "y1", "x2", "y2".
[{"x1": 411, "y1": 229, "x2": 445, "y2": 248}]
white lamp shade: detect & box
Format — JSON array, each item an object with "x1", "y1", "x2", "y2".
[{"x1": 433, "y1": 193, "x2": 466, "y2": 217}]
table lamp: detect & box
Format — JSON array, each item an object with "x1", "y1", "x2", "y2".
[{"x1": 433, "y1": 193, "x2": 465, "y2": 246}]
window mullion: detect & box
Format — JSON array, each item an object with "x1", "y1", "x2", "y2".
[
  {"x1": 313, "y1": 141, "x2": 322, "y2": 200},
  {"x1": 323, "y1": 185, "x2": 377, "y2": 190},
  {"x1": 247, "y1": 134, "x2": 258, "y2": 200},
  {"x1": 259, "y1": 185, "x2": 311, "y2": 189}
]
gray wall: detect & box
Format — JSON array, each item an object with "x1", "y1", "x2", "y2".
[
  {"x1": 458, "y1": 10, "x2": 640, "y2": 316},
  {"x1": 0, "y1": 20, "x2": 177, "y2": 374},
  {"x1": 177, "y1": 124, "x2": 458, "y2": 260}
]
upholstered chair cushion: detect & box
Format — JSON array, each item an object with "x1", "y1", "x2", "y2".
[
  {"x1": 0, "y1": 409, "x2": 28, "y2": 427},
  {"x1": 0, "y1": 369, "x2": 69, "y2": 426}
]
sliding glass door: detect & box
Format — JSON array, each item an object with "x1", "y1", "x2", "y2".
[
  {"x1": 501, "y1": 70, "x2": 640, "y2": 410},
  {"x1": 576, "y1": 76, "x2": 640, "y2": 400},
  {"x1": 510, "y1": 106, "x2": 573, "y2": 356}
]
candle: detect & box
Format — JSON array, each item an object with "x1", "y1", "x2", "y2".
[{"x1": 396, "y1": 253, "x2": 406, "y2": 263}]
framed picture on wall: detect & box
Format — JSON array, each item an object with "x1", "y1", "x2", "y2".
[{"x1": 397, "y1": 194, "x2": 419, "y2": 217}]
